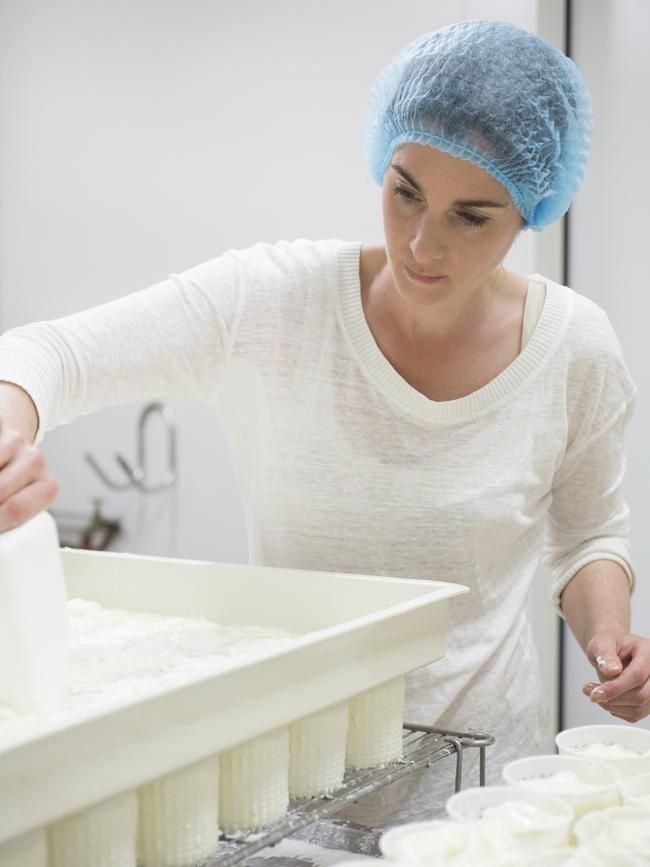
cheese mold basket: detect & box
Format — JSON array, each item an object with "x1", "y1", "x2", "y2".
[{"x1": 0, "y1": 547, "x2": 467, "y2": 845}]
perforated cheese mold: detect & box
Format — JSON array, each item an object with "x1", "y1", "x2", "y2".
[
  {"x1": 289, "y1": 703, "x2": 348, "y2": 798},
  {"x1": 346, "y1": 677, "x2": 405, "y2": 770},
  {"x1": 47, "y1": 791, "x2": 137, "y2": 867},
  {"x1": 137, "y1": 755, "x2": 220, "y2": 867},
  {"x1": 219, "y1": 728, "x2": 289, "y2": 833},
  {"x1": 0, "y1": 829, "x2": 46, "y2": 867}
]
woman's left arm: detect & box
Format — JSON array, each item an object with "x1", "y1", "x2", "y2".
[{"x1": 561, "y1": 559, "x2": 650, "y2": 723}]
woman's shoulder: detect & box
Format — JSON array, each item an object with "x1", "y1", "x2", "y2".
[
  {"x1": 535, "y1": 274, "x2": 636, "y2": 417},
  {"x1": 187, "y1": 238, "x2": 350, "y2": 278},
  {"x1": 533, "y1": 273, "x2": 623, "y2": 354},
  {"x1": 180, "y1": 239, "x2": 356, "y2": 313}
]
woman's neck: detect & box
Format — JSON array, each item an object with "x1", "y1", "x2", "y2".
[{"x1": 361, "y1": 250, "x2": 525, "y2": 351}]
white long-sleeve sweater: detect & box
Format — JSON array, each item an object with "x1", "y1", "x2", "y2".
[{"x1": 0, "y1": 238, "x2": 637, "y2": 800}]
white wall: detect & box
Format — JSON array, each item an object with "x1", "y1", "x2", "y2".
[
  {"x1": 1, "y1": 0, "x2": 474, "y2": 562},
  {"x1": 565, "y1": 0, "x2": 650, "y2": 730},
  {"x1": 1, "y1": 0, "x2": 563, "y2": 741}
]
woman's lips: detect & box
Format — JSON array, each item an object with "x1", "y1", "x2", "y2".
[{"x1": 404, "y1": 264, "x2": 447, "y2": 284}]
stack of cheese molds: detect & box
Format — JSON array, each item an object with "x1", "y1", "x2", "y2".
[{"x1": 0, "y1": 548, "x2": 466, "y2": 866}]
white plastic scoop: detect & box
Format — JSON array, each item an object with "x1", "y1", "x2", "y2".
[{"x1": 0, "y1": 510, "x2": 68, "y2": 714}]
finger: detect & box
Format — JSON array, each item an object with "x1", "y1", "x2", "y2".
[
  {"x1": 615, "y1": 637, "x2": 638, "y2": 668},
  {"x1": 0, "y1": 477, "x2": 58, "y2": 532},
  {"x1": 581, "y1": 679, "x2": 648, "y2": 701},
  {"x1": 595, "y1": 653, "x2": 623, "y2": 679},
  {"x1": 603, "y1": 699, "x2": 650, "y2": 715},
  {"x1": 587, "y1": 658, "x2": 650, "y2": 704},
  {"x1": 608, "y1": 709, "x2": 640, "y2": 723},
  {"x1": 0, "y1": 427, "x2": 26, "y2": 470},
  {"x1": 0, "y1": 445, "x2": 46, "y2": 504},
  {"x1": 587, "y1": 636, "x2": 624, "y2": 680},
  {"x1": 604, "y1": 703, "x2": 650, "y2": 723},
  {"x1": 582, "y1": 681, "x2": 649, "y2": 721},
  {"x1": 603, "y1": 681, "x2": 650, "y2": 708}
]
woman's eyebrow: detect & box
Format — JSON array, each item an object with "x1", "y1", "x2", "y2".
[{"x1": 390, "y1": 163, "x2": 507, "y2": 208}]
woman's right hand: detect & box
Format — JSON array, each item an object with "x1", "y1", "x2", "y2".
[{"x1": 0, "y1": 417, "x2": 58, "y2": 532}]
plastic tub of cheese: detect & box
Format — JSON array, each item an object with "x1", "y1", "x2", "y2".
[
  {"x1": 619, "y1": 770, "x2": 650, "y2": 810},
  {"x1": 379, "y1": 818, "x2": 521, "y2": 865},
  {"x1": 0, "y1": 547, "x2": 467, "y2": 850},
  {"x1": 555, "y1": 725, "x2": 650, "y2": 778},
  {"x1": 573, "y1": 805, "x2": 650, "y2": 861},
  {"x1": 522, "y1": 847, "x2": 645, "y2": 866},
  {"x1": 502, "y1": 754, "x2": 621, "y2": 818},
  {"x1": 446, "y1": 785, "x2": 574, "y2": 851}
]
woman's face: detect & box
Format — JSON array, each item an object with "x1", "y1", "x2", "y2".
[{"x1": 382, "y1": 143, "x2": 524, "y2": 307}]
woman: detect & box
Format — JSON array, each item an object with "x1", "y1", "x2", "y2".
[{"x1": 0, "y1": 19, "x2": 648, "y2": 822}]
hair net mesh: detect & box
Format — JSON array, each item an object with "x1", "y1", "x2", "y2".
[{"x1": 365, "y1": 20, "x2": 593, "y2": 230}]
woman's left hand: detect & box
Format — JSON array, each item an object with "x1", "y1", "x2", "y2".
[{"x1": 582, "y1": 630, "x2": 650, "y2": 723}]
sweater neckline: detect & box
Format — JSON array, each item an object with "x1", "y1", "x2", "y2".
[{"x1": 336, "y1": 240, "x2": 573, "y2": 424}]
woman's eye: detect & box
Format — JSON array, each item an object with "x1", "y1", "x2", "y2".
[
  {"x1": 458, "y1": 211, "x2": 489, "y2": 227},
  {"x1": 393, "y1": 183, "x2": 419, "y2": 203},
  {"x1": 392, "y1": 185, "x2": 489, "y2": 227}
]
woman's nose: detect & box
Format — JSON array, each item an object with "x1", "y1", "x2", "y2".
[{"x1": 409, "y1": 215, "x2": 446, "y2": 264}]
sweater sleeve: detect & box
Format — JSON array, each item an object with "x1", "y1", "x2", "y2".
[
  {"x1": 543, "y1": 298, "x2": 637, "y2": 616},
  {"x1": 0, "y1": 247, "x2": 254, "y2": 443}
]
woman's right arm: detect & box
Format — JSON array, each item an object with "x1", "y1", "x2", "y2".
[
  {"x1": 0, "y1": 382, "x2": 58, "y2": 530},
  {"x1": 0, "y1": 246, "x2": 249, "y2": 529},
  {"x1": 0, "y1": 238, "x2": 324, "y2": 529}
]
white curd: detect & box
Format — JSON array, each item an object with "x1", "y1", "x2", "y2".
[
  {"x1": 589, "y1": 814, "x2": 650, "y2": 851},
  {"x1": 0, "y1": 598, "x2": 300, "y2": 743},
  {"x1": 525, "y1": 849, "x2": 642, "y2": 867},
  {"x1": 481, "y1": 800, "x2": 559, "y2": 832},
  {"x1": 520, "y1": 771, "x2": 606, "y2": 795},
  {"x1": 575, "y1": 807, "x2": 650, "y2": 859},
  {"x1": 576, "y1": 743, "x2": 648, "y2": 760}
]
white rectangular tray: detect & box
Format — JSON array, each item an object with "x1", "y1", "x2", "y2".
[{"x1": 0, "y1": 548, "x2": 467, "y2": 843}]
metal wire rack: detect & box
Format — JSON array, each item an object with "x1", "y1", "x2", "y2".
[{"x1": 199, "y1": 722, "x2": 494, "y2": 866}]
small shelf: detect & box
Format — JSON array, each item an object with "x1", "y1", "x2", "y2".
[{"x1": 202, "y1": 722, "x2": 494, "y2": 866}]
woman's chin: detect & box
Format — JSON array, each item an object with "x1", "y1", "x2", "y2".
[{"x1": 395, "y1": 277, "x2": 452, "y2": 306}]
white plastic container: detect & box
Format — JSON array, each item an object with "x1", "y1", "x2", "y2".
[
  {"x1": 0, "y1": 511, "x2": 68, "y2": 714},
  {"x1": 380, "y1": 818, "x2": 520, "y2": 865},
  {"x1": 619, "y1": 770, "x2": 650, "y2": 810},
  {"x1": 0, "y1": 828, "x2": 47, "y2": 867},
  {"x1": 0, "y1": 548, "x2": 465, "y2": 847},
  {"x1": 523, "y1": 847, "x2": 645, "y2": 866},
  {"x1": 574, "y1": 806, "x2": 650, "y2": 861},
  {"x1": 502, "y1": 754, "x2": 622, "y2": 818},
  {"x1": 446, "y1": 785, "x2": 574, "y2": 851},
  {"x1": 555, "y1": 726, "x2": 650, "y2": 778}
]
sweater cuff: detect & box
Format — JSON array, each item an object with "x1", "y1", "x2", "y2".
[
  {"x1": 549, "y1": 549, "x2": 636, "y2": 619},
  {"x1": 0, "y1": 349, "x2": 55, "y2": 444}
]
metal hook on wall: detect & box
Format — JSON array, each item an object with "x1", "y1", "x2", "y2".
[{"x1": 84, "y1": 402, "x2": 177, "y2": 494}]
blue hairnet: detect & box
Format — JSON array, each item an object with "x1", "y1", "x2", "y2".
[{"x1": 365, "y1": 20, "x2": 593, "y2": 230}]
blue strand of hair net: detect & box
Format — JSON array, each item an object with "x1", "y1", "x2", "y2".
[{"x1": 364, "y1": 20, "x2": 593, "y2": 231}]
